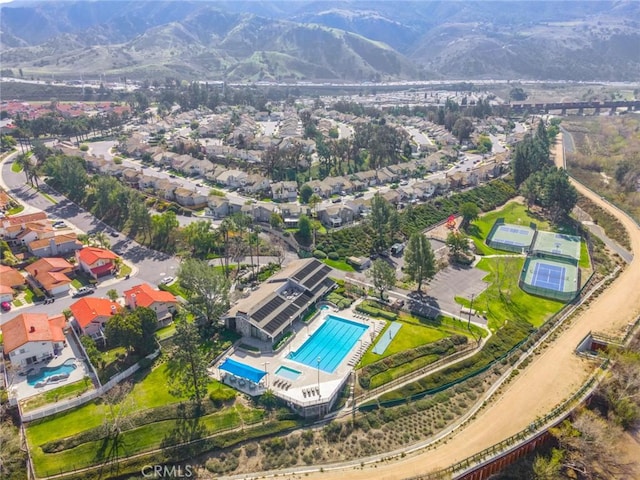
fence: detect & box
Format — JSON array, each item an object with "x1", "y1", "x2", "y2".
[
  {"x1": 405, "y1": 364, "x2": 607, "y2": 480},
  {"x1": 485, "y1": 217, "x2": 536, "y2": 253},
  {"x1": 20, "y1": 349, "x2": 160, "y2": 423},
  {"x1": 518, "y1": 257, "x2": 580, "y2": 302}
]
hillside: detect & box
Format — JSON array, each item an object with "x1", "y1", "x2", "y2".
[{"x1": 1, "y1": 0, "x2": 639, "y2": 81}]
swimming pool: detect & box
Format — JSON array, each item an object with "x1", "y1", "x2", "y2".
[
  {"x1": 287, "y1": 315, "x2": 368, "y2": 373},
  {"x1": 27, "y1": 358, "x2": 77, "y2": 386},
  {"x1": 275, "y1": 365, "x2": 302, "y2": 380}
]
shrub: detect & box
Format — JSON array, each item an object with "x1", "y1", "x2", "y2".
[
  {"x1": 209, "y1": 387, "x2": 236, "y2": 407},
  {"x1": 79, "y1": 144, "x2": 89, "y2": 152},
  {"x1": 113, "y1": 156, "x2": 123, "y2": 165},
  {"x1": 327, "y1": 251, "x2": 340, "y2": 260},
  {"x1": 313, "y1": 249, "x2": 327, "y2": 259}
]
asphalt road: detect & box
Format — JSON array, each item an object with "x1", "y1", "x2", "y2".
[{"x1": 1, "y1": 153, "x2": 180, "y2": 321}]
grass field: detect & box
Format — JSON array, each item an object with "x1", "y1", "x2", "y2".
[
  {"x1": 27, "y1": 363, "x2": 254, "y2": 476},
  {"x1": 30, "y1": 405, "x2": 259, "y2": 476},
  {"x1": 579, "y1": 239, "x2": 591, "y2": 269},
  {"x1": 26, "y1": 363, "x2": 233, "y2": 445},
  {"x1": 21, "y1": 378, "x2": 93, "y2": 413},
  {"x1": 469, "y1": 201, "x2": 550, "y2": 255},
  {"x1": 459, "y1": 257, "x2": 564, "y2": 330},
  {"x1": 360, "y1": 321, "x2": 448, "y2": 366},
  {"x1": 322, "y1": 258, "x2": 356, "y2": 272}
]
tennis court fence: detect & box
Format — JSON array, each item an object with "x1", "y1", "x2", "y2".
[
  {"x1": 485, "y1": 218, "x2": 538, "y2": 253},
  {"x1": 519, "y1": 258, "x2": 580, "y2": 302}
]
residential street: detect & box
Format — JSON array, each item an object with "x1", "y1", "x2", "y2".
[{"x1": 0, "y1": 152, "x2": 180, "y2": 322}]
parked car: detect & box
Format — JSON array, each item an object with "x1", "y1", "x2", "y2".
[
  {"x1": 160, "y1": 276, "x2": 174, "y2": 285},
  {"x1": 1, "y1": 301, "x2": 11, "y2": 312},
  {"x1": 72, "y1": 286, "x2": 94, "y2": 298},
  {"x1": 53, "y1": 221, "x2": 66, "y2": 228},
  {"x1": 110, "y1": 231, "x2": 119, "y2": 238}
]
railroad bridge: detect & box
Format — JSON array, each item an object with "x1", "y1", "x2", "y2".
[{"x1": 509, "y1": 100, "x2": 640, "y2": 115}]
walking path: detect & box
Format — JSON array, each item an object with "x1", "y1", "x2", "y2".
[{"x1": 266, "y1": 135, "x2": 640, "y2": 479}]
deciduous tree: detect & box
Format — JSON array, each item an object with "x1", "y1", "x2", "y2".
[
  {"x1": 167, "y1": 317, "x2": 210, "y2": 404},
  {"x1": 367, "y1": 259, "x2": 397, "y2": 300},
  {"x1": 178, "y1": 258, "x2": 229, "y2": 326},
  {"x1": 404, "y1": 232, "x2": 436, "y2": 292}
]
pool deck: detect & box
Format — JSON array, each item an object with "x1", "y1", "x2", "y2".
[
  {"x1": 212, "y1": 308, "x2": 384, "y2": 407},
  {"x1": 6, "y1": 333, "x2": 91, "y2": 402}
]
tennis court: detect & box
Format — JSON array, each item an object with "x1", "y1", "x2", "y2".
[
  {"x1": 520, "y1": 258, "x2": 579, "y2": 301},
  {"x1": 531, "y1": 231, "x2": 581, "y2": 263},
  {"x1": 486, "y1": 221, "x2": 536, "y2": 253},
  {"x1": 531, "y1": 262, "x2": 566, "y2": 291}
]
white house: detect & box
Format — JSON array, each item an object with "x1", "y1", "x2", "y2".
[{"x1": 2, "y1": 313, "x2": 66, "y2": 367}]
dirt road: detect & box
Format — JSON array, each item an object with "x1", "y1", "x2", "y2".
[{"x1": 281, "y1": 135, "x2": 640, "y2": 480}]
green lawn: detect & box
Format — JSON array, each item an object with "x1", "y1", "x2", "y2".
[
  {"x1": 461, "y1": 257, "x2": 564, "y2": 330},
  {"x1": 21, "y1": 378, "x2": 93, "y2": 413},
  {"x1": 27, "y1": 363, "x2": 238, "y2": 447},
  {"x1": 155, "y1": 323, "x2": 176, "y2": 341},
  {"x1": 579, "y1": 240, "x2": 591, "y2": 269},
  {"x1": 23, "y1": 288, "x2": 35, "y2": 304},
  {"x1": 360, "y1": 321, "x2": 448, "y2": 366},
  {"x1": 323, "y1": 258, "x2": 356, "y2": 272},
  {"x1": 117, "y1": 263, "x2": 132, "y2": 278},
  {"x1": 30, "y1": 407, "x2": 246, "y2": 476},
  {"x1": 469, "y1": 201, "x2": 550, "y2": 255},
  {"x1": 7, "y1": 205, "x2": 24, "y2": 215}
]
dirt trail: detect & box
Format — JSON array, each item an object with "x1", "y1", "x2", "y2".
[{"x1": 286, "y1": 134, "x2": 640, "y2": 480}]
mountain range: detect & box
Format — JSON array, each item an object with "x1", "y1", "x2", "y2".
[{"x1": 1, "y1": 1, "x2": 639, "y2": 82}]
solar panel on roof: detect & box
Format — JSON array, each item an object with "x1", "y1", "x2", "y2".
[
  {"x1": 252, "y1": 295, "x2": 285, "y2": 322},
  {"x1": 303, "y1": 270, "x2": 328, "y2": 290},
  {"x1": 292, "y1": 260, "x2": 321, "y2": 281}
]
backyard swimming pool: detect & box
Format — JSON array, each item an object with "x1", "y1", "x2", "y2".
[
  {"x1": 27, "y1": 358, "x2": 77, "y2": 386},
  {"x1": 287, "y1": 315, "x2": 368, "y2": 373}
]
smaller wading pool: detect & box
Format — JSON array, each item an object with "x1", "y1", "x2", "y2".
[{"x1": 275, "y1": 365, "x2": 302, "y2": 380}]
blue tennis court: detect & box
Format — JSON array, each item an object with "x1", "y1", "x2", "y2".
[
  {"x1": 531, "y1": 262, "x2": 566, "y2": 291},
  {"x1": 287, "y1": 315, "x2": 368, "y2": 373}
]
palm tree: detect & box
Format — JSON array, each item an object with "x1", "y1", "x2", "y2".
[{"x1": 93, "y1": 232, "x2": 110, "y2": 249}]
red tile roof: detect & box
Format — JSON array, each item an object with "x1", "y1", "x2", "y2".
[
  {"x1": 76, "y1": 247, "x2": 118, "y2": 265},
  {"x1": 3, "y1": 212, "x2": 47, "y2": 226},
  {"x1": 25, "y1": 257, "x2": 74, "y2": 276},
  {"x1": 0, "y1": 265, "x2": 26, "y2": 287},
  {"x1": 124, "y1": 283, "x2": 176, "y2": 308},
  {"x1": 70, "y1": 297, "x2": 121, "y2": 329},
  {"x1": 1, "y1": 313, "x2": 66, "y2": 354},
  {"x1": 34, "y1": 271, "x2": 72, "y2": 291},
  {"x1": 0, "y1": 284, "x2": 14, "y2": 295}
]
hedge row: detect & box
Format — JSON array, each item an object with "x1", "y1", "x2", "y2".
[
  {"x1": 359, "y1": 335, "x2": 468, "y2": 389},
  {"x1": 376, "y1": 318, "x2": 534, "y2": 403},
  {"x1": 401, "y1": 179, "x2": 517, "y2": 235},
  {"x1": 356, "y1": 303, "x2": 397, "y2": 321}
]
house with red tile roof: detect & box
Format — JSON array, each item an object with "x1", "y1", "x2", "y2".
[
  {"x1": 0, "y1": 212, "x2": 48, "y2": 236},
  {"x1": 124, "y1": 283, "x2": 178, "y2": 327},
  {"x1": 25, "y1": 258, "x2": 75, "y2": 296},
  {"x1": 75, "y1": 247, "x2": 119, "y2": 279},
  {"x1": 0, "y1": 265, "x2": 26, "y2": 302},
  {"x1": 69, "y1": 297, "x2": 122, "y2": 340},
  {"x1": 2, "y1": 313, "x2": 67, "y2": 367}
]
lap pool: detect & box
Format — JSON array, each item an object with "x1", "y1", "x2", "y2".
[{"x1": 287, "y1": 315, "x2": 368, "y2": 373}]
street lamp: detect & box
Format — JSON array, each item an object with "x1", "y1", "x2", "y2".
[
  {"x1": 467, "y1": 293, "x2": 475, "y2": 333},
  {"x1": 263, "y1": 361, "x2": 270, "y2": 388}
]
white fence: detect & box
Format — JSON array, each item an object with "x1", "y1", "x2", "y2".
[{"x1": 20, "y1": 349, "x2": 160, "y2": 423}]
